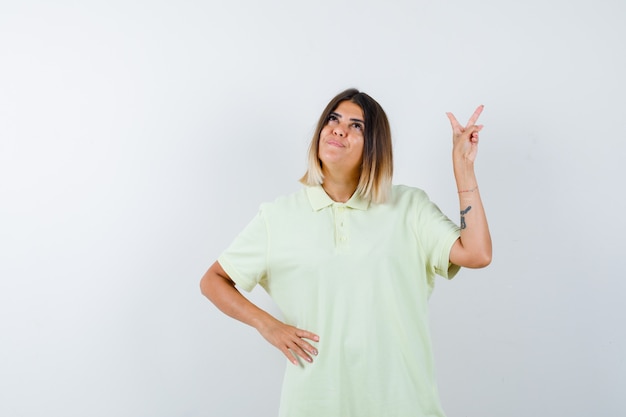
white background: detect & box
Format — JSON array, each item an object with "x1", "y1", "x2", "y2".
[{"x1": 1, "y1": 0, "x2": 624, "y2": 416}]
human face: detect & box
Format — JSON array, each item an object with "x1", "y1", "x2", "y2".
[{"x1": 318, "y1": 100, "x2": 365, "y2": 177}]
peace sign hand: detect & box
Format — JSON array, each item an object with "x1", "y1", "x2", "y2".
[{"x1": 446, "y1": 105, "x2": 484, "y2": 164}]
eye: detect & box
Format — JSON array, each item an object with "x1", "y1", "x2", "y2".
[
  {"x1": 327, "y1": 114, "x2": 338, "y2": 123},
  {"x1": 351, "y1": 122, "x2": 364, "y2": 131}
]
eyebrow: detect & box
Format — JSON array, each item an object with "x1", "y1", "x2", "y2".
[{"x1": 330, "y1": 111, "x2": 365, "y2": 125}]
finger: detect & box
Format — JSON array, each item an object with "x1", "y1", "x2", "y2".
[
  {"x1": 446, "y1": 112, "x2": 463, "y2": 131},
  {"x1": 290, "y1": 342, "x2": 313, "y2": 363},
  {"x1": 284, "y1": 349, "x2": 299, "y2": 366},
  {"x1": 293, "y1": 331, "x2": 318, "y2": 357},
  {"x1": 295, "y1": 329, "x2": 320, "y2": 342},
  {"x1": 466, "y1": 124, "x2": 482, "y2": 135},
  {"x1": 465, "y1": 105, "x2": 484, "y2": 127},
  {"x1": 466, "y1": 125, "x2": 481, "y2": 143},
  {"x1": 296, "y1": 338, "x2": 318, "y2": 356}
]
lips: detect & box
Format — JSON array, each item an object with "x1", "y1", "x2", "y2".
[{"x1": 325, "y1": 139, "x2": 345, "y2": 148}]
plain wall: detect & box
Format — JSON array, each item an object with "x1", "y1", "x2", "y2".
[{"x1": 1, "y1": 0, "x2": 624, "y2": 416}]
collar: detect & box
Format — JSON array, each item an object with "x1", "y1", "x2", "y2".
[{"x1": 306, "y1": 185, "x2": 370, "y2": 211}]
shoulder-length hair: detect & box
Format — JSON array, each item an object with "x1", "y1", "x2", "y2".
[{"x1": 299, "y1": 88, "x2": 393, "y2": 204}]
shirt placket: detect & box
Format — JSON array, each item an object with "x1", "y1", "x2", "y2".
[{"x1": 333, "y1": 204, "x2": 349, "y2": 251}]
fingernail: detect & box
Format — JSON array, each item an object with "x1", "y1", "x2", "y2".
[
  {"x1": 313, "y1": 349, "x2": 318, "y2": 356},
  {"x1": 307, "y1": 357, "x2": 312, "y2": 362}
]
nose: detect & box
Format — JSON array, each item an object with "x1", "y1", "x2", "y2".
[{"x1": 333, "y1": 125, "x2": 346, "y2": 137}]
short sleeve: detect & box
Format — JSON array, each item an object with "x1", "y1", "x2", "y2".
[
  {"x1": 414, "y1": 192, "x2": 461, "y2": 280},
  {"x1": 217, "y1": 207, "x2": 269, "y2": 292}
]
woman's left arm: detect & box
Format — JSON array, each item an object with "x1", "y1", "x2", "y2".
[{"x1": 447, "y1": 105, "x2": 492, "y2": 268}]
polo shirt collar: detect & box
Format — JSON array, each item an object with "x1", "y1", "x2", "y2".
[{"x1": 306, "y1": 185, "x2": 370, "y2": 211}]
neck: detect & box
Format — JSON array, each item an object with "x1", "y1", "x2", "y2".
[{"x1": 321, "y1": 171, "x2": 359, "y2": 203}]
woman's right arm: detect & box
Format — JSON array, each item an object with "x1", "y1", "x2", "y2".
[{"x1": 200, "y1": 261, "x2": 319, "y2": 365}]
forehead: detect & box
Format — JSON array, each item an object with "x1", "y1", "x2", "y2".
[{"x1": 333, "y1": 101, "x2": 364, "y2": 119}]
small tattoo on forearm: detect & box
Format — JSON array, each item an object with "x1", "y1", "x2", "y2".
[{"x1": 460, "y1": 206, "x2": 472, "y2": 230}]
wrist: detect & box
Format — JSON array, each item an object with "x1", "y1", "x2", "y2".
[
  {"x1": 457, "y1": 186, "x2": 478, "y2": 194},
  {"x1": 454, "y1": 166, "x2": 477, "y2": 189},
  {"x1": 251, "y1": 310, "x2": 278, "y2": 332}
]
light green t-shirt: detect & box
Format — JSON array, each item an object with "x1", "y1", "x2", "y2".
[{"x1": 218, "y1": 185, "x2": 461, "y2": 417}]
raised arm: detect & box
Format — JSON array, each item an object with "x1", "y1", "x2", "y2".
[
  {"x1": 200, "y1": 261, "x2": 319, "y2": 364},
  {"x1": 446, "y1": 105, "x2": 492, "y2": 268}
]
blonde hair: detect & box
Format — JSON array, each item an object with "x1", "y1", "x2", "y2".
[{"x1": 300, "y1": 88, "x2": 393, "y2": 204}]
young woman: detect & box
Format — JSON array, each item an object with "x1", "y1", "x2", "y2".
[{"x1": 200, "y1": 88, "x2": 491, "y2": 417}]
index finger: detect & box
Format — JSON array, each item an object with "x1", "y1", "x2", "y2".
[
  {"x1": 466, "y1": 105, "x2": 484, "y2": 127},
  {"x1": 446, "y1": 112, "x2": 463, "y2": 131},
  {"x1": 296, "y1": 329, "x2": 320, "y2": 342}
]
